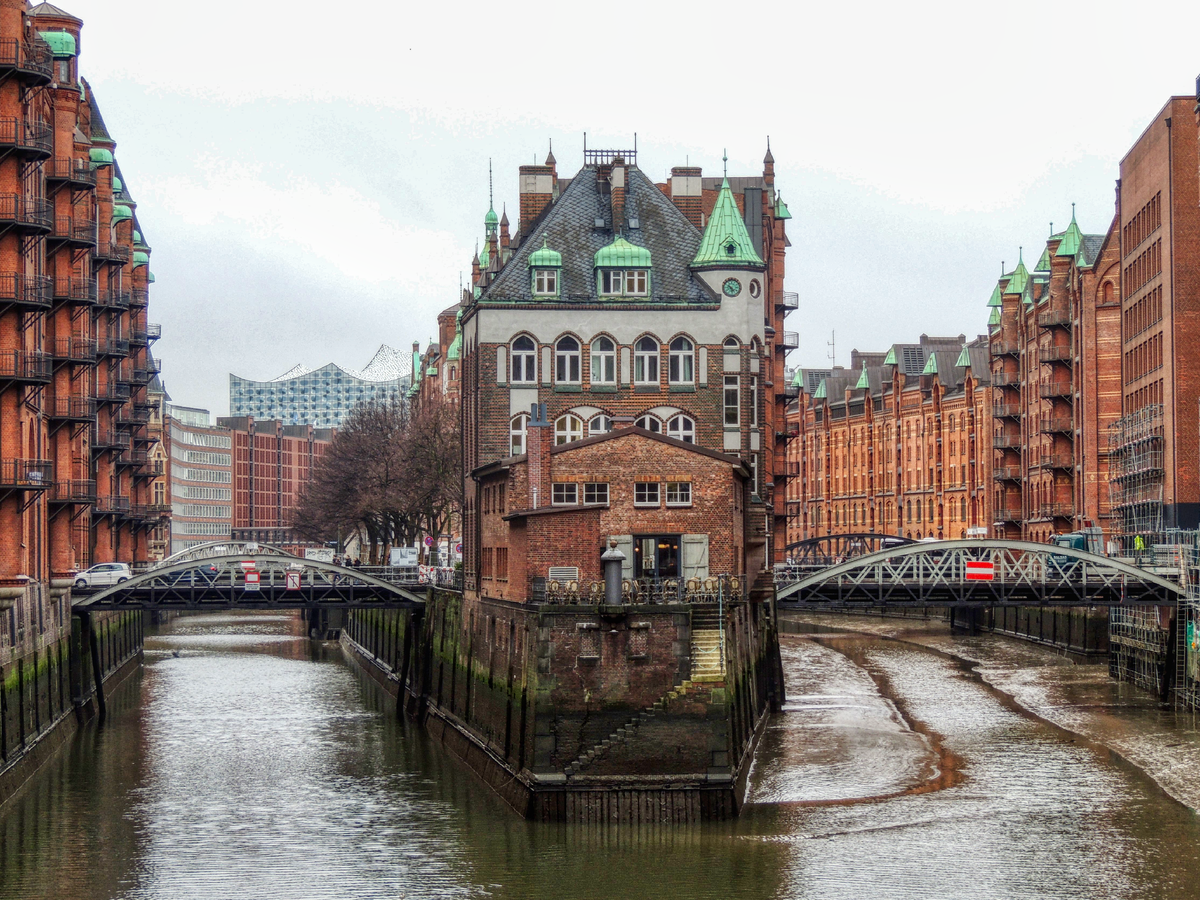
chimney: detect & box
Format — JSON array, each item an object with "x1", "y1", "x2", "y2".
[
  {"x1": 519, "y1": 165, "x2": 555, "y2": 234},
  {"x1": 526, "y1": 403, "x2": 553, "y2": 508},
  {"x1": 669, "y1": 166, "x2": 703, "y2": 227},
  {"x1": 610, "y1": 156, "x2": 626, "y2": 234}
]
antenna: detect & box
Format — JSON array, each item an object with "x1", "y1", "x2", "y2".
[
  {"x1": 827, "y1": 330, "x2": 836, "y2": 367},
  {"x1": 488, "y1": 159, "x2": 493, "y2": 210},
  {"x1": 722, "y1": 148, "x2": 728, "y2": 179}
]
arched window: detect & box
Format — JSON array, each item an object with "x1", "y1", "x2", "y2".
[
  {"x1": 590, "y1": 336, "x2": 616, "y2": 385},
  {"x1": 510, "y1": 414, "x2": 529, "y2": 455},
  {"x1": 668, "y1": 337, "x2": 694, "y2": 384},
  {"x1": 511, "y1": 336, "x2": 536, "y2": 383},
  {"x1": 634, "y1": 414, "x2": 661, "y2": 433},
  {"x1": 555, "y1": 414, "x2": 583, "y2": 445},
  {"x1": 928, "y1": 499, "x2": 934, "y2": 521},
  {"x1": 587, "y1": 414, "x2": 611, "y2": 436},
  {"x1": 555, "y1": 336, "x2": 581, "y2": 383},
  {"x1": 961, "y1": 497, "x2": 967, "y2": 521},
  {"x1": 635, "y1": 336, "x2": 659, "y2": 384},
  {"x1": 724, "y1": 337, "x2": 740, "y2": 349},
  {"x1": 667, "y1": 414, "x2": 695, "y2": 443}
]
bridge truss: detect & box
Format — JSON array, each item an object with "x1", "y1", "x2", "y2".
[{"x1": 775, "y1": 540, "x2": 1185, "y2": 608}]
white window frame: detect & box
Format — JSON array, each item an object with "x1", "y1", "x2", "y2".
[
  {"x1": 666, "y1": 482, "x2": 692, "y2": 507},
  {"x1": 584, "y1": 482, "x2": 609, "y2": 505},
  {"x1": 555, "y1": 414, "x2": 583, "y2": 445},
  {"x1": 634, "y1": 482, "x2": 660, "y2": 507},
  {"x1": 600, "y1": 269, "x2": 649, "y2": 296},
  {"x1": 533, "y1": 268, "x2": 558, "y2": 296},
  {"x1": 635, "y1": 414, "x2": 661, "y2": 433},
  {"x1": 668, "y1": 336, "x2": 694, "y2": 384},
  {"x1": 511, "y1": 336, "x2": 536, "y2": 383},
  {"x1": 587, "y1": 414, "x2": 611, "y2": 436},
  {"x1": 590, "y1": 336, "x2": 616, "y2": 385},
  {"x1": 634, "y1": 336, "x2": 659, "y2": 384},
  {"x1": 750, "y1": 375, "x2": 759, "y2": 427},
  {"x1": 510, "y1": 414, "x2": 529, "y2": 455},
  {"x1": 667, "y1": 414, "x2": 695, "y2": 443},
  {"x1": 555, "y1": 336, "x2": 581, "y2": 383},
  {"x1": 724, "y1": 375, "x2": 740, "y2": 427},
  {"x1": 551, "y1": 483, "x2": 578, "y2": 505}
]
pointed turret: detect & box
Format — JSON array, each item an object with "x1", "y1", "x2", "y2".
[
  {"x1": 499, "y1": 205, "x2": 510, "y2": 250},
  {"x1": 855, "y1": 362, "x2": 869, "y2": 389},
  {"x1": 1056, "y1": 204, "x2": 1082, "y2": 257},
  {"x1": 691, "y1": 178, "x2": 764, "y2": 268},
  {"x1": 763, "y1": 139, "x2": 775, "y2": 187},
  {"x1": 1005, "y1": 249, "x2": 1029, "y2": 295}
]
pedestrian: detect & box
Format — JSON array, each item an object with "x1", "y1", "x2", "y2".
[{"x1": 1134, "y1": 534, "x2": 1145, "y2": 564}]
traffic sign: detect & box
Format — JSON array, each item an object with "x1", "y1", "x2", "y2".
[
  {"x1": 285, "y1": 571, "x2": 300, "y2": 591},
  {"x1": 244, "y1": 570, "x2": 261, "y2": 591},
  {"x1": 424, "y1": 536, "x2": 435, "y2": 547},
  {"x1": 965, "y1": 560, "x2": 995, "y2": 581},
  {"x1": 455, "y1": 543, "x2": 463, "y2": 554}
]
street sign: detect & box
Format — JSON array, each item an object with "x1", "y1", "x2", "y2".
[
  {"x1": 285, "y1": 571, "x2": 300, "y2": 591},
  {"x1": 240, "y1": 560, "x2": 257, "y2": 570},
  {"x1": 244, "y1": 570, "x2": 261, "y2": 591},
  {"x1": 455, "y1": 543, "x2": 463, "y2": 554},
  {"x1": 424, "y1": 536, "x2": 435, "y2": 548},
  {"x1": 965, "y1": 560, "x2": 995, "y2": 581}
]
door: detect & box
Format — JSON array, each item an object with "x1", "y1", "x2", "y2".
[{"x1": 633, "y1": 535, "x2": 680, "y2": 578}]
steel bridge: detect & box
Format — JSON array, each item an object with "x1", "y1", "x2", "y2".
[
  {"x1": 154, "y1": 539, "x2": 297, "y2": 567},
  {"x1": 775, "y1": 540, "x2": 1187, "y2": 608},
  {"x1": 73, "y1": 554, "x2": 426, "y2": 612},
  {"x1": 783, "y1": 532, "x2": 917, "y2": 569}
]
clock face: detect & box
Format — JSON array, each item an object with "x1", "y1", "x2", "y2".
[{"x1": 722, "y1": 277, "x2": 742, "y2": 297}]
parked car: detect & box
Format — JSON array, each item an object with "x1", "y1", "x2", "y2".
[{"x1": 74, "y1": 562, "x2": 132, "y2": 589}]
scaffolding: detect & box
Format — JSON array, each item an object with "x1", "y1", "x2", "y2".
[{"x1": 1108, "y1": 404, "x2": 1165, "y2": 544}]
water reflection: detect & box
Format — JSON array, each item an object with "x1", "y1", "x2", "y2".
[{"x1": 2, "y1": 613, "x2": 1200, "y2": 899}]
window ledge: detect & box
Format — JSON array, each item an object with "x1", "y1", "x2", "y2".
[
  {"x1": 669, "y1": 384, "x2": 695, "y2": 392},
  {"x1": 554, "y1": 384, "x2": 582, "y2": 393},
  {"x1": 634, "y1": 385, "x2": 660, "y2": 393},
  {"x1": 589, "y1": 384, "x2": 617, "y2": 392}
]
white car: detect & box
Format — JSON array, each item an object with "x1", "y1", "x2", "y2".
[{"x1": 74, "y1": 562, "x2": 132, "y2": 589}]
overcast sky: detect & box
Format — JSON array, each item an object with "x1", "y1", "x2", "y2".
[{"x1": 65, "y1": 0, "x2": 1200, "y2": 415}]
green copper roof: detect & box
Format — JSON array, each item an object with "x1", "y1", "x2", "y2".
[
  {"x1": 1034, "y1": 246, "x2": 1052, "y2": 271},
  {"x1": 814, "y1": 378, "x2": 827, "y2": 400},
  {"x1": 478, "y1": 240, "x2": 490, "y2": 269},
  {"x1": 112, "y1": 204, "x2": 133, "y2": 222},
  {"x1": 527, "y1": 238, "x2": 562, "y2": 268},
  {"x1": 1005, "y1": 253, "x2": 1029, "y2": 295},
  {"x1": 988, "y1": 307, "x2": 1001, "y2": 327},
  {"x1": 132, "y1": 229, "x2": 141, "y2": 243},
  {"x1": 855, "y1": 363, "x2": 870, "y2": 389},
  {"x1": 790, "y1": 369, "x2": 803, "y2": 386},
  {"x1": 774, "y1": 196, "x2": 792, "y2": 220},
  {"x1": 89, "y1": 147, "x2": 113, "y2": 166},
  {"x1": 987, "y1": 283, "x2": 1003, "y2": 308},
  {"x1": 595, "y1": 236, "x2": 652, "y2": 268},
  {"x1": 446, "y1": 332, "x2": 461, "y2": 361},
  {"x1": 1056, "y1": 211, "x2": 1082, "y2": 257},
  {"x1": 922, "y1": 353, "x2": 938, "y2": 375},
  {"x1": 38, "y1": 30, "x2": 76, "y2": 57},
  {"x1": 132, "y1": 250, "x2": 149, "y2": 266},
  {"x1": 883, "y1": 346, "x2": 897, "y2": 365},
  {"x1": 112, "y1": 176, "x2": 123, "y2": 192},
  {"x1": 1022, "y1": 279, "x2": 1035, "y2": 307},
  {"x1": 147, "y1": 271, "x2": 155, "y2": 283},
  {"x1": 691, "y1": 178, "x2": 764, "y2": 268},
  {"x1": 484, "y1": 206, "x2": 498, "y2": 228},
  {"x1": 955, "y1": 344, "x2": 971, "y2": 368}
]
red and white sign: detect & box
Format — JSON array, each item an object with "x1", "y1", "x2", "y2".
[
  {"x1": 285, "y1": 571, "x2": 301, "y2": 591},
  {"x1": 243, "y1": 570, "x2": 261, "y2": 591},
  {"x1": 240, "y1": 561, "x2": 257, "y2": 570},
  {"x1": 965, "y1": 560, "x2": 995, "y2": 581},
  {"x1": 424, "y1": 536, "x2": 435, "y2": 548}
]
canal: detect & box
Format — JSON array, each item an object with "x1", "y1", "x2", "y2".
[{"x1": 2, "y1": 611, "x2": 1200, "y2": 899}]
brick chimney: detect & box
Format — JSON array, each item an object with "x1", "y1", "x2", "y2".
[
  {"x1": 526, "y1": 403, "x2": 553, "y2": 508},
  {"x1": 610, "y1": 156, "x2": 626, "y2": 234},
  {"x1": 669, "y1": 166, "x2": 703, "y2": 227},
  {"x1": 519, "y1": 165, "x2": 555, "y2": 234}
]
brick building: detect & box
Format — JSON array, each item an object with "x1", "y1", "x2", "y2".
[
  {"x1": 459, "y1": 144, "x2": 794, "y2": 597},
  {"x1": 986, "y1": 211, "x2": 1123, "y2": 541},
  {"x1": 1, "y1": 2, "x2": 159, "y2": 662},
  {"x1": 785, "y1": 335, "x2": 993, "y2": 544},
  {"x1": 409, "y1": 303, "x2": 463, "y2": 409}
]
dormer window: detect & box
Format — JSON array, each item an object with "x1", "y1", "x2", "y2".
[
  {"x1": 600, "y1": 269, "x2": 648, "y2": 296},
  {"x1": 527, "y1": 237, "x2": 562, "y2": 298},
  {"x1": 533, "y1": 268, "x2": 558, "y2": 296},
  {"x1": 594, "y1": 237, "x2": 652, "y2": 297}
]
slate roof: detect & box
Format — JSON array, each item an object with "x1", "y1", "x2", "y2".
[
  {"x1": 84, "y1": 80, "x2": 113, "y2": 144},
  {"x1": 1079, "y1": 234, "x2": 1105, "y2": 267},
  {"x1": 28, "y1": 2, "x2": 81, "y2": 22},
  {"x1": 481, "y1": 165, "x2": 705, "y2": 302}
]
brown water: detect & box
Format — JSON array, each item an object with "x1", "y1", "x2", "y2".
[{"x1": 2, "y1": 611, "x2": 1200, "y2": 899}]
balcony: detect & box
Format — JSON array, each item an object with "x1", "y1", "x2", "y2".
[
  {"x1": 1040, "y1": 415, "x2": 1074, "y2": 435},
  {"x1": 0, "y1": 273, "x2": 52, "y2": 311},
  {"x1": 0, "y1": 458, "x2": 51, "y2": 491},
  {"x1": 992, "y1": 339, "x2": 1020, "y2": 356},
  {"x1": 147, "y1": 500, "x2": 171, "y2": 514},
  {"x1": 0, "y1": 193, "x2": 51, "y2": 232},
  {"x1": 146, "y1": 323, "x2": 161, "y2": 342},
  {"x1": 96, "y1": 336, "x2": 130, "y2": 359},
  {"x1": 48, "y1": 396, "x2": 96, "y2": 421},
  {"x1": 52, "y1": 275, "x2": 97, "y2": 306},
  {"x1": 45, "y1": 158, "x2": 98, "y2": 189},
  {"x1": 1036, "y1": 453, "x2": 1075, "y2": 471},
  {"x1": 0, "y1": 39, "x2": 53, "y2": 84},
  {"x1": 115, "y1": 404, "x2": 151, "y2": 425},
  {"x1": 1039, "y1": 380, "x2": 1072, "y2": 399},
  {"x1": 95, "y1": 381, "x2": 131, "y2": 405},
  {"x1": 1037, "y1": 307, "x2": 1071, "y2": 329},
  {"x1": 783, "y1": 382, "x2": 800, "y2": 399},
  {"x1": 50, "y1": 336, "x2": 96, "y2": 366},
  {"x1": 49, "y1": 479, "x2": 96, "y2": 505},
  {"x1": 776, "y1": 291, "x2": 799, "y2": 311},
  {"x1": 1039, "y1": 501, "x2": 1074, "y2": 519},
  {"x1": 130, "y1": 289, "x2": 148, "y2": 307},
  {"x1": 95, "y1": 241, "x2": 131, "y2": 264},
  {"x1": 129, "y1": 326, "x2": 150, "y2": 347},
  {"x1": 992, "y1": 370, "x2": 1020, "y2": 387},
  {"x1": 48, "y1": 214, "x2": 97, "y2": 247},
  {"x1": 0, "y1": 350, "x2": 51, "y2": 385},
  {"x1": 993, "y1": 465, "x2": 1022, "y2": 482},
  {"x1": 995, "y1": 506, "x2": 1023, "y2": 523},
  {"x1": 0, "y1": 116, "x2": 52, "y2": 159},
  {"x1": 993, "y1": 402, "x2": 1022, "y2": 419},
  {"x1": 92, "y1": 495, "x2": 130, "y2": 516},
  {"x1": 90, "y1": 427, "x2": 131, "y2": 452},
  {"x1": 1038, "y1": 345, "x2": 1073, "y2": 364},
  {"x1": 778, "y1": 331, "x2": 800, "y2": 351},
  {"x1": 992, "y1": 433, "x2": 1022, "y2": 450},
  {"x1": 95, "y1": 289, "x2": 131, "y2": 312}
]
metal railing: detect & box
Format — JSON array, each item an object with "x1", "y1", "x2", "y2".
[
  {"x1": 0, "y1": 458, "x2": 51, "y2": 489},
  {"x1": 95, "y1": 241, "x2": 131, "y2": 264},
  {"x1": 45, "y1": 158, "x2": 97, "y2": 187},
  {"x1": 0, "y1": 193, "x2": 51, "y2": 230},
  {"x1": 50, "y1": 214, "x2": 97, "y2": 245},
  {"x1": 96, "y1": 336, "x2": 130, "y2": 358},
  {"x1": 992, "y1": 403, "x2": 1021, "y2": 418},
  {"x1": 993, "y1": 465, "x2": 1022, "y2": 481},
  {"x1": 992, "y1": 339, "x2": 1020, "y2": 356},
  {"x1": 992, "y1": 370, "x2": 1020, "y2": 386},
  {"x1": 95, "y1": 381, "x2": 131, "y2": 404},
  {"x1": 1037, "y1": 308, "x2": 1071, "y2": 328},
  {"x1": 130, "y1": 289, "x2": 149, "y2": 307},
  {"x1": 1040, "y1": 415, "x2": 1074, "y2": 434},
  {"x1": 49, "y1": 396, "x2": 97, "y2": 420},
  {"x1": 50, "y1": 479, "x2": 96, "y2": 504},
  {"x1": 356, "y1": 565, "x2": 461, "y2": 589},
  {"x1": 92, "y1": 495, "x2": 131, "y2": 515},
  {"x1": 532, "y1": 573, "x2": 744, "y2": 605},
  {"x1": 52, "y1": 275, "x2": 97, "y2": 304},
  {"x1": 1038, "y1": 501, "x2": 1074, "y2": 518},
  {"x1": 1038, "y1": 345, "x2": 1072, "y2": 363},
  {"x1": 0, "y1": 116, "x2": 52, "y2": 156},
  {"x1": 778, "y1": 331, "x2": 800, "y2": 350},
  {"x1": 95, "y1": 288, "x2": 130, "y2": 310},
  {"x1": 0, "y1": 39, "x2": 53, "y2": 81},
  {"x1": 0, "y1": 350, "x2": 51, "y2": 383},
  {"x1": 1036, "y1": 453, "x2": 1075, "y2": 471},
  {"x1": 50, "y1": 336, "x2": 97, "y2": 364},
  {"x1": 0, "y1": 272, "x2": 52, "y2": 309},
  {"x1": 992, "y1": 433, "x2": 1021, "y2": 450},
  {"x1": 1039, "y1": 380, "x2": 1072, "y2": 399},
  {"x1": 776, "y1": 291, "x2": 799, "y2": 311}
]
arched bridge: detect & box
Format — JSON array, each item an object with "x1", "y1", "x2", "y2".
[
  {"x1": 155, "y1": 539, "x2": 297, "y2": 566},
  {"x1": 73, "y1": 554, "x2": 426, "y2": 612},
  {"x1": 783, "y1": 533, "x2": 917, "y2": 569},
  {"x1": 775, "y1": 540, "x2": 1187, "y2": 608}
]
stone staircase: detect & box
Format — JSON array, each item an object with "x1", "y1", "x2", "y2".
[{"x1": 690, "y1": 604, "x2": 725, "y2": 681}]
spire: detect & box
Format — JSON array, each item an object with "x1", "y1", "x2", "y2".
[
  {"x1": 691, "y1": 176, "x2": 764, "y2": 268},
  {"x1": 484, "y1": 159, "x2": 498, "y2": 233},
  {"x1": 1055, "y1": 203, "x2": 1082, "y2": 257},
  {"x1": 763, "y1": 137, "x2": 775, "y2": 187},
  {"x1": 1005, "y1": 248, "x2": 1029, "y2": 295},
  {"x1": 955, "y1": 343, "x2": 971, "y2": 368},
  {"x1": 722, "y1": 148, "x2": 728, "y2": 179},
  {"x1": 499, "y1": 204, "x2": 509, "y2": 227},
  {"x1": 545, "y1": 138, "x2": 556, "y2": 166},
  {"x1": 855, "y1": 362, "x2": 870, "y2": 389},
  {"x1": 763, "y1": 137, "x2": 774, "y2": 165}
]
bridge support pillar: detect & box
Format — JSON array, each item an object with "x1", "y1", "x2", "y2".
[
  {"x1": 949, "y1": 607, "x2": 979, "y2": 635},
  {"x1": 308, "y1": 608, "x2": 344, "y2": 641}
]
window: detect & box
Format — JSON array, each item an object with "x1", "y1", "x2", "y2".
[
  {"x1": 510, "y1": 414, "x2": 529, "y2": 455},
  {"x1": 552, "y1": 483, "x2": 578, "y2": 505},
  {"x1": 635, "y1": 336, "x2": 659, "y2": 384},
  {"x1": 668, "y1": 337, "x2": 694, "y2": 384},
  {"x1": 600, "y1": 269, "x2": 649, "y2": 296},
  {"x1": 533, "y1": 268, "x2": 558, "y2": 296},
  {"x1": 555, "y1": 414, "x2": 583, "y2": 445},
  {"x1": 724, "y1": 375, "x2": 740, "y2": 426},
  {"x1": 511, "y1": 336, "x2": 536, "y2": 383},
  {"x1": 749, "y1": 454, "x2": 759, "y2": 496},
  {"x1": 724, "y1": 337, "x2": 739, "y2": 350},
  {"x1": 667, "y1": 414, "x2": 695, "y2": 443},
  {"x1": 635, "y1": 414, "x2": 661, "y2": 433},
  {"x1": 634, "y1": 482, "x2": 660, "y2": 506},
  {"x1": 587, "y1": 414, "x2": 611, "y2": 436},
  {"x1": 590, "y1": 337, "x2": 616, "y2": 384},
  {"x1": 556, "y1": 336, "x2": 581, "y2": 383},
  {"x1": 750, "y1": 376, "x2": 759, "y2": 427},
  {"x1": 584, "y1": 482, "x2": 609, "y2": 504},
  {"x1": 666, "y1": 482, "x2": 692, "y2": 506}
]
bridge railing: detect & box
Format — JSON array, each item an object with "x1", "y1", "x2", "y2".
[
  {"x1": 358, "y1": 565, "x2": 461, "y2": 590},
  {"x1": 531, "y1": 573, "x2": 745, "y2": 605}
]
